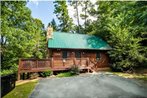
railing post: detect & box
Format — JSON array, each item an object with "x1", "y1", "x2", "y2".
[
  {"x1": 36, "y1": 59, "x2": 38, "y2": 68},
  {"x1": 80, "y1": 58, "x2": 82, "y2": 66},
  {"x1": 63, "y1": 59, "x2": 65, "y2": 66},
  {"x1": 51, "y1": 58, "x2": 54, "y2": 68},
  {"x1": 73, "y1": 58, "x2": 76, "y2": 66},
  {"x1": 87, "y1": 58, "x2": 89, "y2": 66},
  {"x1": 17, "y1": 58, "x2": 21, "y2": 80}
]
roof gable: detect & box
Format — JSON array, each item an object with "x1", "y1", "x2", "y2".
[{"x1": 48, "y1": 32, "x2": 111, "y2": 50}]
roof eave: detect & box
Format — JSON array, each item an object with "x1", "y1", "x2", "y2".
[{"x1": 48, "y1": 47, "x2": 112, "y2": 50}]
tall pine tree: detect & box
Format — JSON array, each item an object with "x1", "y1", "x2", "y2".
[{"x1": 54, "y1": 1, "x2": 73, "y2": 32}]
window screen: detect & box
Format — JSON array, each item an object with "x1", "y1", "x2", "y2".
[
  {"x1": 75, "y1": 51, "x2": 81, "y2": 58},
  {"x1": 62, "y1": 51, "x2": 67, "y2": 58}
]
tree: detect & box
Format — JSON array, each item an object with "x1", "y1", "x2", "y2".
[
  {"x1": 48, "y1": 19, "x2": 58, "y2": 31},
  {"x1": 107, "y1": 14, "x2": 145, "y2": 71},
  {"x1": 89, "y1": 1, "x2": 112, "y2": 40},
  {"x1": 53, "y1": 1, "x2": 73, "y2": 32},
  {"x1": 31, "y1": 18, "x2": 46, "y2": 59},
  {"x1": 1, "y1": 1, "x2": 45, "y2": 72},
  {"x1": 69, "y1": 1, "x2": 81, "y2": 33},
  {"x1": 87, "y1": 1, "x2": 147, "y2": 71},
  {"x1": 80, "y1": 1, "x2": 93, "y2": 32}
]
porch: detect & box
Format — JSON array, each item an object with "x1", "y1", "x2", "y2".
[
  {"x1": 17, "y1": 57, "x2": 108, "y2": 80},
  {"x1": 18, "y1": 58, "x2": 89, "y2": 80}
]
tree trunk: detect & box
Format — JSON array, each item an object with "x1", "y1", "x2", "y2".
[
  {"x1": 85, "y1": 1, "x2": 88, "y2": 30},
  {"x1": 76, "y1": 1, "x2": 80, "y2": 33}
]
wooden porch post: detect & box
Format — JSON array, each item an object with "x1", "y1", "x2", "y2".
[
  {"x1": 86, "y1": 58, "x2": 90, "y2": 73},
  {"x1": 73, "y1": 58, "x2": 76, "y2": 65},
  {"x1": 51, "y1": 57, "x2": 54, "y2": 68},
  {"x1": 87, "y1": 58, "x2": 89, "y2": 66},
  {"x1": 17, "y1": 72, "x2": 20, "y2": 81},
  {"x1": 63, "y1": 59, "x2": 65, "y2": 66},
  {"x1": 36, "y1": 59, "x2": 38, "y2": 68},
  {"x1": 17, "y1": 58, "x2": 21, "y2": 80},
  {"x1": 80, "y1": 58, "x2": 82, "y2": 66}
]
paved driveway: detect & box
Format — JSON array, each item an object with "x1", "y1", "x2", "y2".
[{"x1": 29, "y1": 73, "x2": 147, "y2": 98}]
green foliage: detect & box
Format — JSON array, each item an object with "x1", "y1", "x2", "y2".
[
  {"x1": 69, "y1": 1, "x2": 82, "y2": 33},
  {"x1": 70, "y1": 65, "x2": 80, "y2": 75},
  {"x1": 107, "y1": 14, "x2": 145, "y2": 70},
  {"x1": 80, "y1": 1, "x2": 92, "y2": 30},
  {"x1": 86, "y1": 1, "x2": 147, "y2": 71},
  {"x1": 1, "y1": 64, "x2": 18, "y2": 76},
  {"x1": 39, "y1": 70, "x2": 52, "y2": 77},
  {"x1": 69, "y1": 1, "x2": 95, "y2": 33},
  {"x1": 1, "y1": 1, "x2": 46, "y2": 71},
  {"x1": 0, "y1": 70, "x2": 14, "y2": 76},
  {"x1": 54, "y1": 1, "x2": 73, "y2": 32},
  {"x1": 48, "y1": 19, "x2": 58, "y2": 31},
  {"x1": 3, "y1": 81, "x2": 38, "y2": 98}
]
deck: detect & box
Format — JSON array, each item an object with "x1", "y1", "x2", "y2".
[
  {"x1": 18, "y1": 58, "x2": 108, "y2": 80},
  {"x1": 18, "y1": 58, "x2": 92, "y2": 80}
]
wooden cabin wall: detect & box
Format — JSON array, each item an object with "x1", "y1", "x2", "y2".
[
  {"x1": 52, "y1": 49, "x2": 62, "y2": 58},
  {"x1": 52, "y1": 49, "x2": 75, "y2": 58},
  {"x1": 51, "y1": 49, "x2": 96, "y2": 58},
  {"x1": 49, "y1": 49, "x2": 109, "y2": 67},
  {"x1": 81, "y1": 51, "x2": 96, "y2": 58},
  {"x1": 98, "y1": 52, "x2": 109, "y2": 67},
  {"x1": 68, "y1": 51, "x2": 75, "y2": 58}
]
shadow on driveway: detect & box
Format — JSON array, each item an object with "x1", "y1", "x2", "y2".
[{"x1": 29, "y1": 73, "x2": 147, "y2": 98}]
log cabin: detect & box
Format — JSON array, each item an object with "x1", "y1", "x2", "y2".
[
  {"x1": 47, "y1": 27, "x2": 112, "y2": 70},
  {"x1": 17, "y1": 27, "x2": 111, "y2": 80}
]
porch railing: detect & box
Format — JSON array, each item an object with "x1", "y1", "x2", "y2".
[
  {"x1": 18, "y1": 58, "x2": 90, "y2": 72},
  {"x1": 19, "y1": 58, "x2": 52, "y2": 70},
  {"x1": 17, "y1": 57, "x2": 108, "y2": 80}
]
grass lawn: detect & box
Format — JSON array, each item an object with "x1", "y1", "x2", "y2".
[
  {"x1": 111, "y1": 72, "x2": 147, "y2": 81},
  {"x1": 3, "y1": 80, "x2": 38, "y2": 98},
  {"x1": 56, "y1": 72, "x2": 76, "y2": 77}
]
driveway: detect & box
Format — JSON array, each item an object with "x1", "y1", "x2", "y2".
[{"x1": 29, "y1": 73, "x2": 147, "y2": 98}]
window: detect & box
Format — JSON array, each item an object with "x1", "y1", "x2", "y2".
[
  {"x1": 62, "y1": 51, "x2": 67, "y2": 58},
  {"x1": 75, "y1": 51, "x2": 81, "y2": 58},
  {"x1": 96, "y1": 52, "x2": 101, "y2": 60}
]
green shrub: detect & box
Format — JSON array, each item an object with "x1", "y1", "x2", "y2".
[
  {"x1": 70, "y1": 65, "x2": 80, "y2": 75},
  {"x1": 0, "y1": 70, "x2": 14, "y2": 76},
  {"x1": 9, "y1": 64, "x2": 18, "y2": 73},
  {"x1": 39, "y1": 70, "x2": 52, "y2": 77},
  {"x1": 1, "y1": 64, "x2": 18, "y2": 76}
]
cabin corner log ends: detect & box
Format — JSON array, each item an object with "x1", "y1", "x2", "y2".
[{"x1": 17, "y1": 57, "x2": 109, "y2": 80}]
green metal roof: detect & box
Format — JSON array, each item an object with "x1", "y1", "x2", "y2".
[{"x1": 48, "y1": 32, "x2": 111, "y2": 50}]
